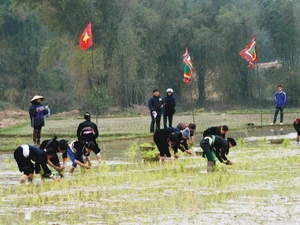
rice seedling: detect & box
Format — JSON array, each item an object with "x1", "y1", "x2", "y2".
[{"x1": 1, "y1": 137, "x2": 300, "y2": 224}]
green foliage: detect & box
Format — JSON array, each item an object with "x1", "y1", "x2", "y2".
[
  {"x1": 141, "y1": 148, "x2": 159, "y2": 158},
  {"x1": 85, "y1": 87, "x2": 113, "y2": 115},
  {"x1": 125, "y1": 142, "x2": 140, "y2": 158},
  {"x1": 3, "y1": 141, "x2": 300, "y2": 224},
  {"x1": 2, "y1": 0, "x2": 300, "y2": 111},
  {"x1": 237, "y1": 137, "x2": 245, "y2": 149},
  {"x1": 282, "y1": 138, "x2": 290, "y2": 148}
]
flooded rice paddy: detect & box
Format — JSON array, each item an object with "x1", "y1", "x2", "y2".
[{"x1": 0, "y1": 127, "x2": 300, "y2": 224}]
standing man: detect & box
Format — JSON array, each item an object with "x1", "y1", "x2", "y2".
[
  {"x1": 77, "y1": 112, "x2": 102, "y2": 164},
  {"x1": 29, "y1": 95, "x2": 49, "y2": 145},
  {"x1": 200, "y1": 135, "x2": 236, "y2": 172},
  {"x1": 163, "y1": 88, "x2": 176, "y2": 129},
  {"x1": 148, "y1": 89, "x2": 164, "y2": 134},
  {"x1": 272, "y1": 85, "x2": 287, "y2": 125}
]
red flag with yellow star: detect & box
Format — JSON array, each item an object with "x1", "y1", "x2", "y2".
[{"x1": 79, "y1": 22, "x2": 93, "y2": 50}]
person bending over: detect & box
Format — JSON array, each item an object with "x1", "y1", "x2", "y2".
[
  {"x1": 67, "y1": 141, "x2": 96, "y2": 173},
  {"x1": 14, "y1": 144, "x2": 57, "y2": 183},
  {"x1": 200, "y1": 135, "x2": 236, "y2": 172},
  {"x1": 40, "y1": 136, "x2": 69, "y2": 177}
]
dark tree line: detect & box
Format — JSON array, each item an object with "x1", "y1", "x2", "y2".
[{"x1": 0, "y1": 0, "x2": 299, "y2": 113}]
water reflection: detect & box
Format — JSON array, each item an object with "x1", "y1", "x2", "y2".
[
  {"x1": 243, "y1": 126, "x2": 294, "y2": 138},
  {"x1": 270, "y1": 128, "x2": 284, "y2": 136}
]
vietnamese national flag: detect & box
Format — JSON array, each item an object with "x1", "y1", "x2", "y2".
[{"x1": 79, "y1": 22, "x2": 93, "y2": 50}]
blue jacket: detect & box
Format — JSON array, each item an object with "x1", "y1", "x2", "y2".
[{"x1": 274, "y1": 91, "x2": 287, "y2": 107}]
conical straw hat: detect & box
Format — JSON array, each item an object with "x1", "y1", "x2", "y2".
[{"x1": 30, "y1": 95, "x2": 44, "y2": 103}]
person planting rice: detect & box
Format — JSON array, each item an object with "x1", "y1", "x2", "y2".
[
  {"x1": 203, "y1": 125, "x2": 229, "y2": 138},
  {"x1": 40, "y1": 136, "x2": 69, "y2": 177},
  {"x1": 293, "y1": 118, "x2": 300, "y2": 143},
  {"x1": 169, "y1": 128, "x2": 193, "y2": 157},
  {"x1": 67, "y1": 140, "x2": 96, "y2": 173},
  {"x1": 177, "y1": 122, "x2": 197, "y2": 145},
  {"x1": 77, "y1": 112, "x2": 102, "y2": 164},
  {"x1": 154, "y1": 127, "x2": 192, "y2": 162},
  {"x1": 200, "y1": 135, "x2": 236, "y2": 172},
  {"x1": 13, "y1": 144, "x2": 57, "y2": 183}
]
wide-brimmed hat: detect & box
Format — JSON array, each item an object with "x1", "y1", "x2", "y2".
[{"x1": 30, "y1": 95, "x2": 44, "y2": 103}]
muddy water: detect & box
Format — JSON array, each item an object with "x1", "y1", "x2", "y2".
[
  {"x1": 1, "y1": 127, "x2": 299, "y2": 224},
  {"x1": 1, "y1": 127, "x2": 296, "y2": 186}
]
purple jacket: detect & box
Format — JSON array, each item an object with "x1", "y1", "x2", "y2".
[{"x1": 29, "y1": 103, "x2": 48, "y2": 128}]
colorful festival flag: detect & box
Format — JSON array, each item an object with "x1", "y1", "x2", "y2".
[
  {"x1": 79, "y1": 22, "x2": 93, "y2": 50},
  {"x1": 239, "y1": 37, "x2": 258, "y2": 68},
  {"x1": 183, "y1": 48, "x2": 193, "y2": 84}
]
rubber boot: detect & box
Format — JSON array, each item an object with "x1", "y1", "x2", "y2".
[{"x1": 207, "y1": 161, "x2": 215, "y2": 172}]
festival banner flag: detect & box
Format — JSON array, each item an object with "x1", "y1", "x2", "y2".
[
  {"x1": 183, "y1": 48, "x2": 193, "y2": 84},
  {"x1": 79, "y1": 22, "x2": 93, "y2": 50},
  {"x1": 239, "y1": 36, "x2": 258, "y2": 68}
]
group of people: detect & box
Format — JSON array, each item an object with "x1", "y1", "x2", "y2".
[
  {"x1": 148, "y1": 88, "x2": 176, "y2": 133},
  {"x1": 152, "y1": 120, "x2": 236, "y2": 172},
  {"x1": 13, "y1": 84, "x2": 299, "y2": 182},
  {"x1": 14, "y1": 95, "x2": 102, "y2": 183},
  {"x1": 148, "y1": 88, "x2": 237, "y2": 172}
]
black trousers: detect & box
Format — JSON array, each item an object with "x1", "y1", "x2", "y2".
[
  {"x1": 163, "y1": 113, "x2": 174, "y2": 129},
  {"x1": 153, "y1": 129, "x2": 171, "y2": 157},
  {"x1": 14, "y1": 146, "x2": 35, "y2": 175},
  {"x1": 150, "y1": 113, "x2": 162, "y2": 133},
  {"x1": 273, "y1": 107, "x2": 284, "y2": 123}
]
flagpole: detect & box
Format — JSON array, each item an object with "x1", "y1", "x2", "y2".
[
  {"x1": 256, "y1": 63, "x2": 262, "y2": 126},
  {"x1": 90, "y1": 45, "x2": 98, "y2": 127}
]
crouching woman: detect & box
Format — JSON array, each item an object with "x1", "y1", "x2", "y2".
[
  {"x1": 14, "y1": 144, "x2": 56, "y2": 183},
  {"x1": 67, "y1": 141, "x2": 96, "y2": 173}
]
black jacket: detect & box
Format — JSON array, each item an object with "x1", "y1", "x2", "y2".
[
  {"x1": 77, "y1": 120, "x2": 99, "y2": 142},
  {"x1": 40, "y1": 138, "x2": 68, "y2": 159},
  {"x1": 201, "y1": 135, "x2": 229, "y2": 163},
  {"x1": 69, "y1": 141, "x2": 91, "y2": 159},
  {"x1": 203, "y1": 126, "x2": 225, "y2": 138},
  {"x1": 148, "y1": 95, "x2": 163, "y2": 114},
  {"x1": 163, "y1": 95, "x2": 176, "y2": 115}
]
